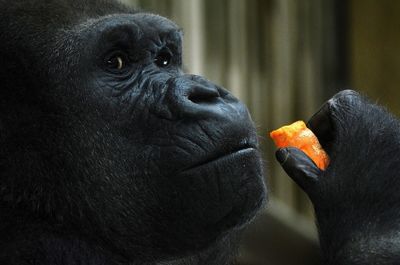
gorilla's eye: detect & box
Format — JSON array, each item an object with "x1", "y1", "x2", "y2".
[
  {"x1": 106, "y1": 53, "x2": 128, "y2": 71},
  {"x1": 154, "y1": 50, "x2": 172, "y2": 67}
]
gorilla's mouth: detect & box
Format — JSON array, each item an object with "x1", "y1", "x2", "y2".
[
  {"x1": 181, "y1": 145, "x2": 257, "y2": 173},
  {"x1": 174, "y1": 144, "x2": 265, "y2": 231}
]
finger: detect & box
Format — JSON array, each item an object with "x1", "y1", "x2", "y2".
[
  {"x1": 307, "y1": 101, "x2": 334, "y2": 151},
  {"x1": 307, "y1": 89, "x2": 362, "y2": 152},
  {"x1": 275, "y1": 147, "x2": 322, "y2": 197}
]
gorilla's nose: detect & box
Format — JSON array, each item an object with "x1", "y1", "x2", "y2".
[
  {"x1": 187, "y1": 85, "x2": 220, "y2": 104},
  {"x1": 164, "y1": 75, "x2": 233, "y2": 119}
]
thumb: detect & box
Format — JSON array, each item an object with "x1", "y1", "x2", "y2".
[{"x1": 275, "y1": 147, "x2": 322, "y2": 197}]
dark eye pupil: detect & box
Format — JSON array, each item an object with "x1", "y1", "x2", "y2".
[{"x1": 154, "y1": 52, "x2": 171, "y2": 67}]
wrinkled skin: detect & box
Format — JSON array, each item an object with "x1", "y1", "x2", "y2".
[
  {"x1": 0, "y1": 0, "x2": 266, "y2": 264},
  {"x1": 277, "y1": 90, "x2": 400, "y2": 264}
]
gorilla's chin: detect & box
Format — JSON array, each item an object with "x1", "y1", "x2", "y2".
[
  {"x1": 175, "y1": 148, "x2": 266, "y2": 231},
  {"x1": 144, "y1": 148, "x2": 266, "y2": 258}
]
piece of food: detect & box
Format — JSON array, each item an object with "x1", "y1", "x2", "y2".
[{"x1": 270, "y1": 120, "x2": 330, "y2": 170}]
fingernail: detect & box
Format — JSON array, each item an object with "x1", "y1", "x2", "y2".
[{"x1": 276, "y1": 149, "x2": 289, "y2": 164}]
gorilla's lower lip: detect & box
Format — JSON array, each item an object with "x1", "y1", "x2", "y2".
[{"x1": 181, "y1": 147, "x2": 257, "y2": 173}]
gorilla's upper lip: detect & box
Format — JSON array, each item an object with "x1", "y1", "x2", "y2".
[{"x1": 180, "y1": 144, "x2": 258, "y2": 173}]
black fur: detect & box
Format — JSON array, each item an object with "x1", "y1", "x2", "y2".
[{"x1": 0, "y1": 0, "x2": 266, "y2": 264}]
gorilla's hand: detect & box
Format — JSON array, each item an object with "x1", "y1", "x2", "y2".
[{"x1": 276, "y1": 90, "x2": 400, "y2": 264}]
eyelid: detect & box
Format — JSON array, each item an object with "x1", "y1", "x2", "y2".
[
  {"x1": 153, "y1": 44, "x2": 171, "y2": 55},
  {"x1": 158, "y1": 46, "x2": 172, "y2": 56}
]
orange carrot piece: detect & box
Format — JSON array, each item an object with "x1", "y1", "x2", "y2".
[{"x1": 270, "y1": 120, "x2": 329, "y2": 170}]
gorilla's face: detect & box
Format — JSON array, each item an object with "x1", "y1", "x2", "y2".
[{"x1": 0, "y1": 5, "x2": 266, "y2": 262}]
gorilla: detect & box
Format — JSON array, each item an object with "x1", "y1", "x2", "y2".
[
  {"x1": 0, "y1": 0, "x2": 398, "y2": 265},
  {"x1": 0, "y1": 0, "x2": 265, "y2": 264}
]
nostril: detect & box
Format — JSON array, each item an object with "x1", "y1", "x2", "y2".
[{"x1": 188, "y1": 86, "x2": 220, "y2": 104}]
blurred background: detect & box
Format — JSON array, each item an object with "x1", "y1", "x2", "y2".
[{"x1": 118, "y1": 0, "x2": 400, "y2": 264}]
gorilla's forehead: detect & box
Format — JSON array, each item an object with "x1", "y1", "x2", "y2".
[
  {"x1": 130, "y1": 13, "x2": 182, "y2": 35},
  {"x1": 75, "y1": 13, "x2": 183, "y2": 47},
  {"x1": 0, "y1": 1, "x2": 182, "y2": 53},
  {"x1": 81, "y1": 13, "x2": 179, "y2": 32}
]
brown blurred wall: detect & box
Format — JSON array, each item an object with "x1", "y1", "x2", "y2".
[{"x1": 350, "y1": 0, "x2": 400, "y2": 115}]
